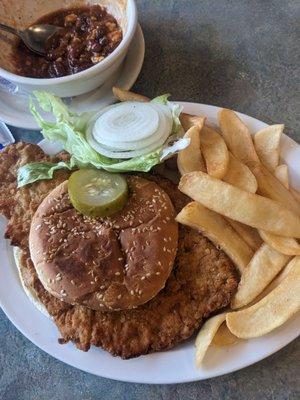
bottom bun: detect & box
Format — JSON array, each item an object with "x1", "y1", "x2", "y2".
[{"x1": 13, "y1": 247, "x2": 50, "y2": 318}]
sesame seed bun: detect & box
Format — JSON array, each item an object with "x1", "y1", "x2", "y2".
[{"x1": 29, "y1": 176, "x2": 178, "y2": 311}]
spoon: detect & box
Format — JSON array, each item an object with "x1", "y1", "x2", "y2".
[{"x1": 0, "y1": 23, "x2": 62, "y2": 56}]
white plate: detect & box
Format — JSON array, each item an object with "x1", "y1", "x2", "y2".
[
  {"x1": 0, "y1": 25, "x2": 145, "y2": 130},
  {"x1": 0, "y1": 102, "x2": 299, "y2": 384}
]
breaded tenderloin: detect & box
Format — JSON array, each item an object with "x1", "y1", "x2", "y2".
[{"x1": 0, "y1": 143, "x2": 239, "y2": 358}]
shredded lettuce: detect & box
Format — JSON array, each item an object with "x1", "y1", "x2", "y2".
[{"x1": 18, "y1": 91, "x2": 188, "y2": 187}]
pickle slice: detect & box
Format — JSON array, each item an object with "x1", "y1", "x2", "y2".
[{"x1": 68, "y1": 169, "x2": 128, "y2": 218}]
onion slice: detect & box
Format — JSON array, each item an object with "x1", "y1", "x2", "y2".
[{"x1": 87, "y1": 102, "x2": 173, "y2": 159}]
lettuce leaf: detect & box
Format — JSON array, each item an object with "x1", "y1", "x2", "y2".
[
  {"x1": 18, "y1": 91, "x2": 188, "y2": 187},
  {"x1": 151, "y1": 94, "x2": 184, "y2": 137},
  {"x1": 17, "y1": 159, "x2": 76, "y2": 188}
]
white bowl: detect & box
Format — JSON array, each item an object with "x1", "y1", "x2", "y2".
[{"x1": 0, "y1": 0, "x2": 137, "y2": 97}]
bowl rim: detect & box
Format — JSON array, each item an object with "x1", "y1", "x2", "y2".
[{"x1": 0, "y1": 0, "x2": 137, "y2": 85}]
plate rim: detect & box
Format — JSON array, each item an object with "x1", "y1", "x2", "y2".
[{"x1": 0, "y1": 102, "x2": 299, "y2": 384}]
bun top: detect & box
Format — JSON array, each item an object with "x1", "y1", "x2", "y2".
[{"x1": 29, "y1": 175, "x2": 178, "y2": 311}]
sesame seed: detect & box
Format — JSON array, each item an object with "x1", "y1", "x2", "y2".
[
  {"x1": 156, "y1": 272, "x2": 160, "y2": 275},
  {"x1": 141, "y1": 276, "x2": 145, "y2": 280},
  {"x1": 130, "y1": 290, "x2": 134, "y2": 295},
  {"x1": 115, "y1": 271, "x2": 121, "y2": 276},
  {"x1": 117, "y1": 294, "x2": 122, "y2": 299},
  {"x1": 158, "y1": 261, "x2": 162, "y2": 266}
]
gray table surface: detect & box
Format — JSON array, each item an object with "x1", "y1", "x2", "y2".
[{"x1": 1, "y1": 0, "x2": 299, "y2": 399}]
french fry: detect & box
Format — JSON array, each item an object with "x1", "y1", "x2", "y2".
[
  {"x1": 254, "y1": 125, "x2": 283, "y2": 171},
  {"x1": 274, "y1": 164, "x2": 289, "y2": 189},
  {"x1": 180, "y1": 114, "x2": 206, "y2": 132},
  {"x1": 212, "y1": 322, "x2": 240, "y2": 347},
  {"x1": 253, "y1": 163, "x2": 300, "y2": 215},
  {"x1": 291, "y1": 188, "x2": 300, "y2": 203},
  {"x1": 231, "y1": 244, "x2": 290, "y2": 309},
  {"x1": 201, "y1": 126, "x2": 229, "y2": 179},
  {"x1": 227, "y1": 219, "x2": 262, "y2": 251},
  {"x1": 179, "y1": 171, "x2": 300, "y2": 238},
  {"x1": 258, "y1": 230, "x2": 300, "y2": 256},
  {"x1": 186, "y1": 107, "x2": 300, "y2": 362},
  {"x1": 176, "y1": 202, "x2": 253, "y2": 272},
  {"x1": 226, "y1": 257, "x2": 300, "y2": 338},
  {"x1": 195, "y1": 313, "x2": 226, "y2": 366},
  {"x1": 218, "y1": 109, "x2": 300, "y2": 215},
  {"x1": 218, "y1": 108, "x2": 259, "y2": 166},
  {"x1": 223, "y1": 153, "x2": 257, "y2": 193},
  {"x1": 113, "y1": 86, "x2": 149, "y2": 102},
  {"x1": 177, "y1": 126, "x2": 206, "y2": 175},
  {"x1": 250, "y1": 258, "x2": 296, "y2": 304}
]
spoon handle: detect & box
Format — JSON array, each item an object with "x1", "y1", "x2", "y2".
[{"x1": 0, "y1": 23, "x2": 20, "y2": 37}]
